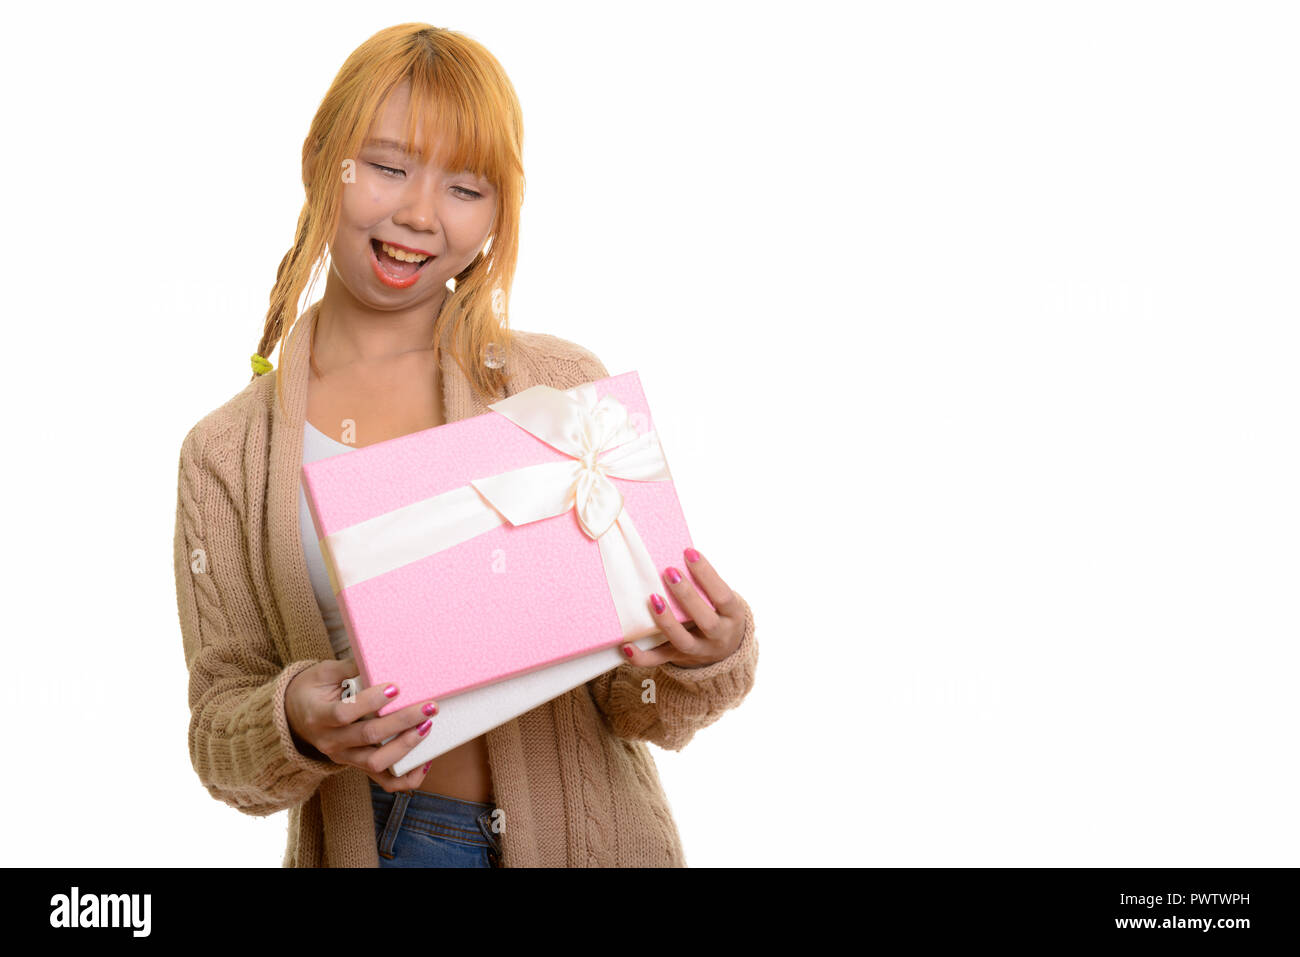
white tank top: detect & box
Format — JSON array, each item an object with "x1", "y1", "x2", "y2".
[{"x1": 299, "y1": 421, "x2": 357, "y2": 659}]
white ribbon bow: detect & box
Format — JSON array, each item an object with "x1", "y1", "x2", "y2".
[{"x1": 319, "y1": 382, "x2": 675, "y2": 641}]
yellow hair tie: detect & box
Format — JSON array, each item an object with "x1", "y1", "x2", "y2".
[{"x1": 250, "y1": 353, "x2": 273, "y2": 375}]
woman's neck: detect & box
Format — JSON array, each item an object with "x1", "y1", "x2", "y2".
[{"x1": 311, "y1": 283, "x2": 449, "y2": 377}]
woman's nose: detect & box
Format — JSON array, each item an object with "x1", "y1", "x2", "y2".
[
  {"x1": 398, "y1": 206, "x2": 437, "y2": 231},
  {"x1": 395, "y1": 180, "x2": 442, "y2": 232}
]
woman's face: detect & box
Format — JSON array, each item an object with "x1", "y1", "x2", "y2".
[{"x1": 330, "y1": 80, "x2": 496, "y2": 306}]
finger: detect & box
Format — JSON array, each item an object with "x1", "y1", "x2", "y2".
[
  {"x1": 340, "y1": 676, "x2": 361, "y2": 704},
  {"x1": 680, "y1": 548, "x2": 745, "y2": 634},
  {"x1": 367, "y1": 760, "x2": 432, "y2": 794},
  {"x1": 626, "y1": 592, "x2": 708, "y2": 663},
  {"x1": 327, "y1": 679, "x2": 404, "y2": 727},
  {"x1": 356, "y1": 713, "x2": 438, "y2": 778},
  {"x1": 621, "y1": 636, "x2": 695, "y2": 668},
  {"x1": 336, "y1": 698, "x2": 438, "y2": 751},
  {"x1": 332, "y1": 709, "x2": 433, "y2": 772},
  {"x1": 659, "y1": 561, "x2": 720, "y2": 636}
]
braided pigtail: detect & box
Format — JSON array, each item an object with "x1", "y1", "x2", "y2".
[{"x1": 251, "y1": 198, "x2": 330, "y2": 418}]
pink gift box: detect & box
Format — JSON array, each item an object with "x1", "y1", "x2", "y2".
[{"x1": 300, "y1": 370, "x2": 707, "y2": 717}]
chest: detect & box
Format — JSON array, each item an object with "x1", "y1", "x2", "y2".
[{"x1": 306, "y1": 352, "x2": 445, "y2": 449}]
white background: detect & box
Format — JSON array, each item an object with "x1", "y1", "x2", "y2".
[{"x1": 1, "y1": 0, "x2": 1296, "y2": 867}]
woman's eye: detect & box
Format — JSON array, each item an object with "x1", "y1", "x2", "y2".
[{"x1": 367, "y1": 162, "x2": 480, "y2": 196}]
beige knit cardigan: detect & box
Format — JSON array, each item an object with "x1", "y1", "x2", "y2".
[{"x1": 171, "y1": 300, "x2": 759, "y2": 867}]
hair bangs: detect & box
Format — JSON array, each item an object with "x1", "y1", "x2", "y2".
[{"x1": 399, "y1": 62, "x2": 515, "y2": 187}]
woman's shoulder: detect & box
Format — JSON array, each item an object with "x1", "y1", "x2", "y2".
[
  {"x1": 507, "y1": 328, "x2": 610, "y2": 387},
  {"x1": 177, "y1": 372, "x2": 277, "y2": 474}
]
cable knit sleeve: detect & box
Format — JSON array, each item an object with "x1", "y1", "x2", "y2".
[
  {"x1": 558, "y1": 349, "x2": 761, "y2": 750},
  {"x1": 173, "y1": 422, "x2": 345, "y2": 817},
  {"x1": 586, "y1": 590, "x2": 758, "y2": 750}
]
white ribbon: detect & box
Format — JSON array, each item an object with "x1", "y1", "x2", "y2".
[{"x1": 319, "y1": 382, "x2": 674, "y2": 641}]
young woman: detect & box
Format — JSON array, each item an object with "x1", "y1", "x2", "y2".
[{"x1": 173, "y1": 22, "x2": 759, "y2": 867}]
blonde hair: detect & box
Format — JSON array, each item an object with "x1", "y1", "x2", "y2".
[{"x1": 251, "y1": 23, "x2": 525, "y2": 412}]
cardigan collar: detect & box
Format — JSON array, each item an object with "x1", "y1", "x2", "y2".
[{"x1": 267, "y1": 298, "x2": 508, "y2": 667}]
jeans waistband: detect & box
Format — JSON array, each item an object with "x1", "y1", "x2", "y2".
[{"x1": 370, "y1": 781, "x2": 499, "y2": 850}]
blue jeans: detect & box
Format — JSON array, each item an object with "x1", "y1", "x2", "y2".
[{"x1": 370, "y1": 780, "x2": 503, "y2": 868}]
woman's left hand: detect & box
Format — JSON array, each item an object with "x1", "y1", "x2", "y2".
[{"x1": 620, "y1": 548, "x2": 745, "y2": 669}]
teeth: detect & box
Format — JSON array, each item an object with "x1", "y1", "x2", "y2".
[{"x1": 379, "y1": 241, "x2": 430, "y2": 263}]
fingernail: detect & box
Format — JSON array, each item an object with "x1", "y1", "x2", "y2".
[
  {"x1": 665, "y1": 567, "x2": 682, "y2": 584},
  {"x1": 650, "y1": 593, "x2": 666, "y2": 614},
  {"x1": 622, "y1": 645, "x2": 635, "y2": 658},
  {"x1": 422, "y1": 762, "x2": 431, "y2": 774},
  {"x1": 384, "y1": 684, "x2": 399, "y2": 698},
  {"x1": 684, "y1": 547, "x2": 701, "y2": 563},
  {"x1": 422, "y1": 702, "x2": 436, "y2": 716},
  {"x1": 417, "y1": 719, "x2": 432, "y2": 736}
]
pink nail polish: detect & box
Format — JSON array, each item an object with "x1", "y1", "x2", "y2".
[
  {"x1": 622, "y1": 645, "x2": 635, "y2": 657},
  {"x1": 417, "y1": 719, "x2": 432, "y2": 736},
  {"x1": 422, "y1": 762, "x2": 432, "y2": 774},
  {"x1": 384, "y1": 684, "x2": 399, "y2": 698},
  {"x1": 684, "y1": 548, "x2": 701, "y2": 563},
  {"x1": 422, "y1": 702, "x2": 436, "y2": 716},
  {"x1": 666, "y1": 567, "x2": 682, "y2": 584},
  {"x1": 651, "y1": 593, "x2": 666, "y2": 614}
]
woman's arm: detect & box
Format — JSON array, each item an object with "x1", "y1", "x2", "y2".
[
  {"x1": 173, "y1": 423, "x2": 345, "y2": 816},
  {"x1": 586, "y1": 591, "x2": 758, "y2": 750}
]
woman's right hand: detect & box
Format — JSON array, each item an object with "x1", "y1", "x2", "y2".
[{"x1": 285, "y1": 657, "x2": 437, "y2": 792}]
